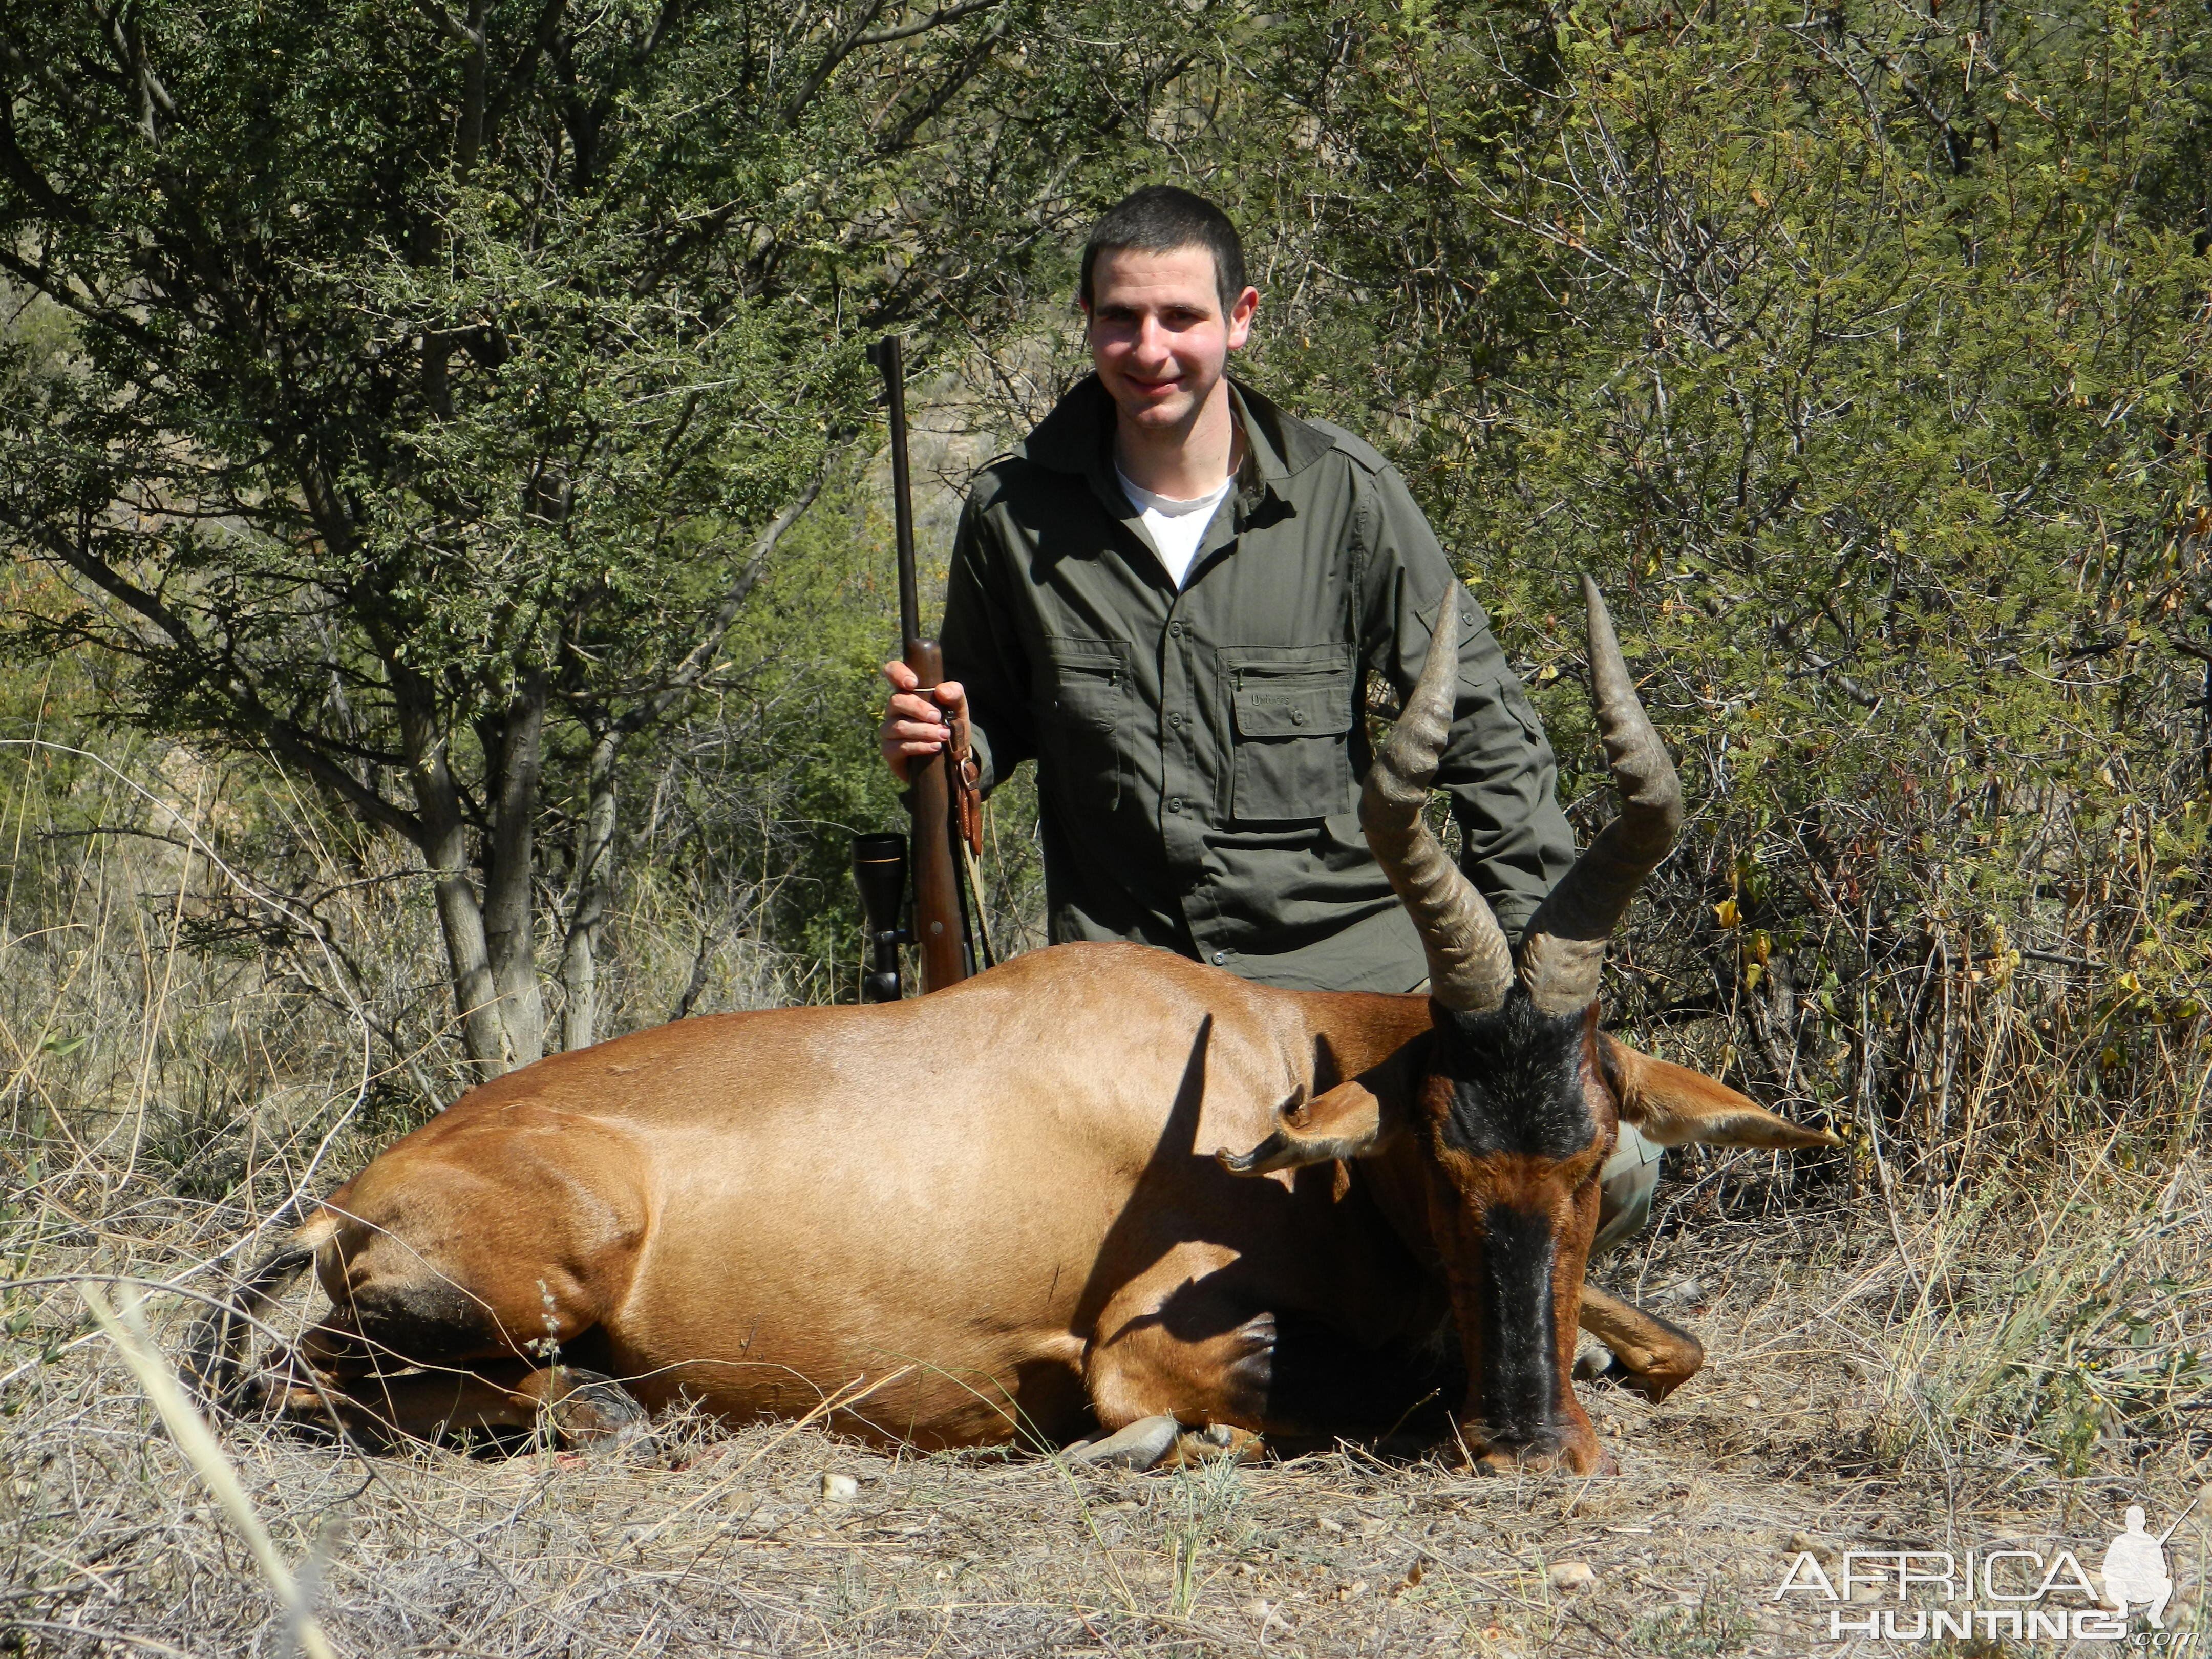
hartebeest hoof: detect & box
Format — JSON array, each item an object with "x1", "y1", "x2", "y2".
[
  {"x1": 1161, "y1": 1422, "x2": 1266, "y2": 1467},
  {"x1": 1066, "y1": 1413, "x2": 1181, "y2": 1469},
  {"x1": 1574, "y1": 1287, "x2": 1705, "y2": 1403},
  {"x1": 1576, "y1": 1354, "x2": 1692, "y2": 1405},
  {"x1": 535, "y1": 1367, "x2": 653, "y2": 1453}
]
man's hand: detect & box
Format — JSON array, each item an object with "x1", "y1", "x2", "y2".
[{"x1": 879, "y1": 661, "x2": 968, "y2": 783}]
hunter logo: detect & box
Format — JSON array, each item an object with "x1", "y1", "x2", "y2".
[
  {"x1": 2105, "y1": 1506, "x2": 2177, "y2": 1629},
  {"x1": 1773, "y1": 1505, "x2": 2196, "y2": 1643}
]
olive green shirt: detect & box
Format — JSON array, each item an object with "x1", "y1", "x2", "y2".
[{"x1": 943, "y1": 375, "x2": 1574, "y2": 993}]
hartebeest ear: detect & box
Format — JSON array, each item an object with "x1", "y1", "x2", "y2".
[
  {"x1": 1598, "y1": 1034, "x2": 1843, "y2": 1150},
  {"x1": 1217, "y1": 1079, "x2": 1406, "y2": 1176}
]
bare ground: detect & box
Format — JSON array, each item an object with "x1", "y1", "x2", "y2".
[{"x1": 8, "y1": 1164, "x2": 2208, "y2": 1659}]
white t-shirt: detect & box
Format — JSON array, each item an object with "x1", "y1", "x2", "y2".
[{"x1": 1116, "y1": 465, "x2": 1233, "y2": 588}]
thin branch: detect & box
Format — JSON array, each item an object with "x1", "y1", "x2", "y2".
[
  {"x1": 3, "y1": 508, "x2": 426, "y2": 843},
  {"x1": 779, "y1": 0, "x2": 895, "y2": 127},
  {"x1": 853, "y1": 0, "x2": 1001, "y2": 48}
]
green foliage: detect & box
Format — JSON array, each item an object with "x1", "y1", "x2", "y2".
[
  {"x1": 628, "y1": 475, "x2": 911, "y2": 1003},
  {"x1": 1207, "y1": 0, "x2": 2212, "y2": 1156},
  {"x1": 0, "y1": 0, "x2": 1185, "y2": 1065}
]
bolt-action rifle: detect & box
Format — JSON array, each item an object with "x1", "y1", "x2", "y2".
[{"x1": 852, "y1": 337, "x2": 982, "y2": 1001}]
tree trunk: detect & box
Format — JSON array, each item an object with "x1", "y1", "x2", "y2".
[
  {"x1": 558, "y1": 727, "x2": 622, "y2": 1052},
  {"x1": 481, "y1": 674, "x2": 548, "y2": 1068},
  {"x1": 395, "y1": 668, "x2": 511, "y2": 1077}
]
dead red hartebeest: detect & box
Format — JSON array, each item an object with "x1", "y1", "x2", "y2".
[{"x1": 198, "y1": 582, "x2": 1836, "y2": 1473}]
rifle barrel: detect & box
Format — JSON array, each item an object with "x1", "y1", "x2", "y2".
[
  {"x1": 869, "y1": 334, "x2": 967, "y2": 994},
  {"x1": 869, "y1": 336, "x2": 922, "y2": 651}
]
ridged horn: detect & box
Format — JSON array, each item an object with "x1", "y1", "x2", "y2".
[
  {"x1": 1516, "y1": 577, "x2": 1684, "y2": 1015},
  {"x1": 1359, "y1": 597, "x2": 1514, "y2": 1013}
]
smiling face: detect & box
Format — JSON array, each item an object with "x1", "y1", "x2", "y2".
[{"x1": 1082, "y1": 244, "x2": 1258, "y2": 441}]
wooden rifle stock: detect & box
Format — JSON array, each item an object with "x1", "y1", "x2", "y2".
[
  {"x1": 870, "y1": 335, "x2": 969, "y2": 994},
  {"x1": 902, "y1": 639, "x2": 966, "y2": 993}
]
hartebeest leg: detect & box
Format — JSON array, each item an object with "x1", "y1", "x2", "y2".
[
  {"x1": 1574, "y1": 1285, "x2": 1704, "y2": 1402},
  {"x1": 267, "y1": 1359, "x2": 648, "y2": 1449},
  {"x1": 1085, "y1": 1297, "x2": 1275, "y2": 1437},
  {"x1": 1086, "y1": 1264, "x2": 1453, "y2": 1454}
]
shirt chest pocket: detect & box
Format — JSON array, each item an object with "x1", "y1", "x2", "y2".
[
  {"x1": 1224, "y1": 647, "x2": 1356, "y2": 823},
  {"x1": 1035, "y1": 638, "x2": 1130, "y2": 808}
]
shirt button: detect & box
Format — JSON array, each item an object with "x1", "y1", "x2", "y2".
[
  {"x1": 1168, "y1": 621, "x2": 1186, "y2": 638},
  {"x1": 1168, "y1": 713, "x2": 1184, "y2": 729},
  {"x1": 1290, "y1": 709, "x2": 1307, "y2": 726},
  {"x1": 1212, "y1": 950, "x2": 1230, "y2": 965},
  {"x1": 1167, "y1": 797, "x2": 1183, "y2": 814}
]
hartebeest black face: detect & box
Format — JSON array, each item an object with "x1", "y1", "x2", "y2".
[
  {"x1": 1432, "y1": 998, "x2": 1600, "y2": 1164},
  {"x1": 1418, "y1": 996, "x2": 1615, "y2": 1470},
  {"x1": 1224, "y1": 584, "x2": 1836, "y2": 1472}
]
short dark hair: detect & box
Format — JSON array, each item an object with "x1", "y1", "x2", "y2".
[{"x1": 1078, "y1": 185, "x2": 1248, "y2": 317}]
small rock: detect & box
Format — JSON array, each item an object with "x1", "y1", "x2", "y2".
[
  {"x1": 1742, "y1": 1395, "x2": 1763, "y2": 1409},
  {"x1": 1316, "y1": 1516, "x2": 1345, "y2": 1533},
  {"x1": 820, "y1": 1473, "x2": 859, "y2": 1502},
  {"x1": 1548, "y1": 1561, "x2": 1597, "y2": 1592},
  {"x1": 1663, "y1": 1278, "x2": 1706, "y2": 1305}
]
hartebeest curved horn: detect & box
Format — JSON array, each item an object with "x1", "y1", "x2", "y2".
[
  {"x1": 1516, "y1": 578, "x2": 1684, "y2": 1015},
  {"x1": 1359, "y1": 599, "x2": 1515, "y2": 1013}
]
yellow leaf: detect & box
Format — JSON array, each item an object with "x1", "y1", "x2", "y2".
[{"x1": 1714, "y1": 898, "x2": 1739, "y2": 929}]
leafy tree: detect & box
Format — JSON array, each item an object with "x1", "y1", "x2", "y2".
[
  {"x1": 1210, "y1": 0, "x2": 2212, "y2": 1144},
  {"x1": 0, "y1": 0, "x2": 1181, "y2": 1073}
]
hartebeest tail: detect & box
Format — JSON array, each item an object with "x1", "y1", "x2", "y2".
[{"x1": 185, "y1": 1214, "x2": 337, "y2": 1406}]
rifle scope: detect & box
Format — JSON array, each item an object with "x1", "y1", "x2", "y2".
[{"x1": 851, "y1": 832, "x2": 910, "y2": 1003}]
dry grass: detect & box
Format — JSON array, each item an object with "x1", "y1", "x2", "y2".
[
  {"x1": 7, "y1": 737, "x2": 2212, "y2": 1657},
  {"x1": 10, "y1": 1179, "x2": 2212, "y2": 1657}
]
